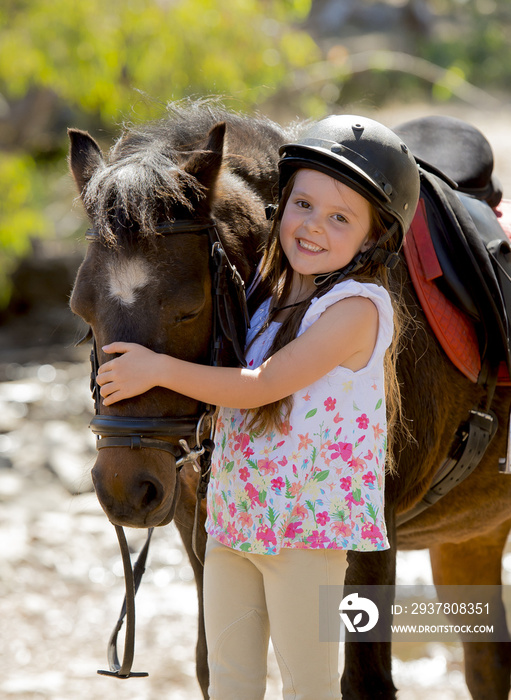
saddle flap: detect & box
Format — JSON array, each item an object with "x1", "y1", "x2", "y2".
[{"x1": 408, "y1": 170, "x2": 511, "y2": 383}]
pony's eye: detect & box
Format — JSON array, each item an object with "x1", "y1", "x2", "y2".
[{"x1": 179, "y1": 311, "x2": 201, "y2": 323}]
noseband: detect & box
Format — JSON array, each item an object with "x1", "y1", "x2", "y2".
[{"x1": 80, "y1": 218, "x2": 250, "y2": 678}]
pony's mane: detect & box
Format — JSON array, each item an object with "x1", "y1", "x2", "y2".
[{"x1": 83, "y1": 100, "x2": 289, "y2": 246}]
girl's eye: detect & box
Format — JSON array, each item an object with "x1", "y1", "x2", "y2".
[
  {"x1": 296, "y1": 199, "x2": 310, "y2": 209},
  {"x1": 333, "y1": 213, "x2": 348, "y2": 223}
]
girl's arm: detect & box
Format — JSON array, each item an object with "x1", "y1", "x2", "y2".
[{"x1": 97, "y1": 295, "x2": 378, "y2": 407}]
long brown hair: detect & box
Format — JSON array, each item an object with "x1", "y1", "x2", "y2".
[{"x1": 246, "y1": 171, "x2": 410, "y2": 472}]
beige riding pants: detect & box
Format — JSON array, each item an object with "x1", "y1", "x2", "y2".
[{"x1": 203, "y1": 537, "x2": 345, "y2": 700}]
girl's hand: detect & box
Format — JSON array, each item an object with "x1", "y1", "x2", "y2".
[{"x1": 96, "y1": 342, "x2": 161, "y2": 406}]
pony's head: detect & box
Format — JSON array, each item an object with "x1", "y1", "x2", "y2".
[{"x1": 69, "y1": 110, "x2": 275, "y2": 527}]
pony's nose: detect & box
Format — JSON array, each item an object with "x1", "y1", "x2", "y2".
[
  {"x1": 136, "y1": 474, "x2": 164, "y2": 512},
  {"x1": 91, "y1": 465, "x2": 167, "y2": 526}
]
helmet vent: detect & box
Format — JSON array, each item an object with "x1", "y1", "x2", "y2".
[{"x1": 383, "y1": 183, "x2": 393, "y2": 195}]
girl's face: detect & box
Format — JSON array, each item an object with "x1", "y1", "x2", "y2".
[{"x1": 279, "y1": 169, "x2": 373, "y2": 291}]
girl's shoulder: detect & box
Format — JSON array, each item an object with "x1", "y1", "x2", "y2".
[{"x1": 300, "y1": 280, "x2": 394, "y2": 349}]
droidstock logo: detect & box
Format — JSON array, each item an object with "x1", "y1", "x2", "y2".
[{"x1": 339, "y1": 593, "x2": 379, "y2": 632}]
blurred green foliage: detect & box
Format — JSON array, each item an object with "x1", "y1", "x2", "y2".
[
  {"x1": 0, "y1": 0, "x2": 318, "y2": 307},
  {"x1": 1, "y1": 0, "x2": 511, "y2": 309},
  {"x1": 315, "y1": 0, "x2": 511, "y2": 107},
  {"x1": 0, "y1": 0, "x2": 316, "y2": 121},
  {"x1": 422, "y1": 0, "x2": 511, "y2": 100}
]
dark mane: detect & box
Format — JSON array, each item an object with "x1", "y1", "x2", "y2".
[{"x1": 82, "y1": 100, "x2": 290, "y2": 246}]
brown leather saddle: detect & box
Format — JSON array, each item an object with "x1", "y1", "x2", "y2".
[
  {"x1": 392, "y1": 115, "x2": 511, "y2": 524},
  {"x1": 394, "y1": 115, "x2": 511, "y2": 387}
]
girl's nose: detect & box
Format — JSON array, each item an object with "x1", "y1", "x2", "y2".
[{"x1": 304, "y1": 211, "x2": 323, "y2": 234}]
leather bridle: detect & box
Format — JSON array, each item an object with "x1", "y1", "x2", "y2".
[
  {"x1": 86, "y1": 218, "x2": 248, "y2": 465},
  {"x1": 79, "y1": 218, "x2": 250, "y2": 678}
]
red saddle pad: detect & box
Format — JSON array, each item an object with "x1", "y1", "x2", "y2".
[{"x1": 403, "y1": 198, "x2": 511, "y2": 386}]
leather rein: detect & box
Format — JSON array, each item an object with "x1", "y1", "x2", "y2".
[{"x1": 80, "y1": 218, "x2": 249, "y2": 678}]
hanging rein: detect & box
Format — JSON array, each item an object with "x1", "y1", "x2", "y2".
[{"x1": 80, "y1": 218, "x2": 249, "y2": 678}]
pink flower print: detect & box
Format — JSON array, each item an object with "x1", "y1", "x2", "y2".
[
  {"x1": 329, "y1": 441, "x2": 353, "y2": 462},
  {"x1": 229, "y1": 502, "x2": 237, "y2": 517},
  {"x1": 292, "y1": 464, "x2": 298, "y2": 476},
  {"x1": 361, "y1": 522, "x2": 384, "y2": 543},
  {"x1": 288, "y1": 482, "x2": 302, "y2": 497},
  {"x1": 284, "y1": 521, "x2": 303, "y2": 538},
  {"x1": 317, "y1": 511, "x2": 331, "y2": 526},
  {"x1": 307, "y1": 530, "x2": 331, "y2": 547},
  {"x1": 292, "y1": 504, "x2": 308, "y2": 520},
  {"x1": 271, "y1": 477, "x2": 285, "y2": 491},
  {"x1": 217, "y1": 512, "x2": 224, "y2": 528},
  {"x1": 258, "y1": 457, "x2": 278, "y2": 475},
  {"x1": 364, "y1": 449, "x2": 373, "y2": 460},
  {"x1": 373, "y1": 423, "x2": 384, "y2": 439},
  {"x1": 245, "y1": 482, "x2": 266, "y2": 507},
  {"x1": 238, "y1": 511, "x2": 253, "y2": 528},
  {"x1": 227, "y1": 522, "x2": 238, "y2": 540},
  {"x1": 302, "y1": 391, "x2": 311, "y2": 401},
  {"x1": 239, "y1": 466, "x2": 250, "y2": 482},
  {"x1": 356, "y1": 413, "x2": 369, "y2": 429},
  {"x1": 339, "y1": 476, "x2": 352, "y2": 491},
  {"x1": 324, "y1": 397, "x2": 337, "y2": 412},
  {"x1": 256, "y1": 525, "x2": 277, "y2": 545},
  {"x1": 333, "y1": 412, "x2": 343, "y2": 424},
  {"x1": 233, "y1": 432, "x2": 250, "y2": 453},
  {"x1": 216, "y1": 531, "x2": 229, "y2": 546},
  {"x1": 332, "y1": 521, "x2": 353, "y2": 537},
  {"x1": 346, "y1": 491, "x2": 365, "y2": 506},
  {"x1": 298, "y1": 433, "x2": 313, "y2": 450},
  {"x1": 244, "y1": 446, "x2": 254, "y2": 459},
  {"x1": 280, "y1": 421, "x2": 291, "y2": 436},
  {"x1": 278, "y1": 456, "x2": 288, "y2": 467},
  {"x1": 216, "y1": 415, "x2": 225, "y2": 431},
  {"x1": 348, "y1": 456, "x2": 367, "y2": 473},
  {"x1": 362, "y1": 472, "x2": 376, "y2": 486},
  {"x1": 276, "y1": 440, "x2": 285, "y2": 449}
]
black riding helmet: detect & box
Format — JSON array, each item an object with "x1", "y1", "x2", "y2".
[{"x1": 278, "y1": 115, "x2": 421, "y2": 285}]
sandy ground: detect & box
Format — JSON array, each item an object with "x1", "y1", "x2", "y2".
[{"x1": 2, "y1": 100, "x2": 511, "y2": 699}]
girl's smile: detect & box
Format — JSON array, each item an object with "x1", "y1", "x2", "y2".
[{"x1": 279, "y1": 169, "x2": 373, "y2": 289}]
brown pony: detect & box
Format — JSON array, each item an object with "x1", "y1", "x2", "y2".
[{"x1": 69, "y1": 103, "x2": 511, "y2": 699}]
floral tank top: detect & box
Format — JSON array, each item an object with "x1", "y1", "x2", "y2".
[{"x1": 205, "y1": 280, "x2": 393, "y2": 555}]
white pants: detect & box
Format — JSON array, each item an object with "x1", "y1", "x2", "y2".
[{"x1": 203, "y1": 537, "x2": 345, "y2": 700}]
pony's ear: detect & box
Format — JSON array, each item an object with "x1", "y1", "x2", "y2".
[
  {"x1": 68, "y1": 128, "x2": 105, "y2": 195},
  {"x1": 184, "y1": 122, "x2": 226, "y2": 193}
]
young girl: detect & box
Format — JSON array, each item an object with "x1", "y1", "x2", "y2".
[{"x1": 96, "y1": 114, "x2": 420, "y2": 700}]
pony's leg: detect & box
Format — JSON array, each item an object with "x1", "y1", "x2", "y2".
[
  {"x1": 341, "y1": 544, "x2": 398, "y2": 699},
  {"x1": 430, "y1": 521, "x2": 511, "y2": 700},
  {"x1": 174, "y1": 474, "x2": 209, "y2": 699}
]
